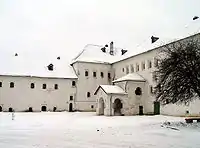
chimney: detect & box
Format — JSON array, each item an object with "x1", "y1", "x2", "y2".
[
  {"x1": 121, "y1": 49, "x2": 128, "y2": 55},
  {"x1": 151, "y1": 36, "x2": 159, "y2": 43},
  {"x1": 110, "y1": 41, "x2": 114, "y2": 55}
]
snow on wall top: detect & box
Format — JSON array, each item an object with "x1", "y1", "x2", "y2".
[
  {"x1": 94, "y1": 85, "x2": 127, "y2": 95},
  {"x1": 113, "y1": 73, "x2": 145, "y2": 83},
  {"x1": 71, "y1": 44, "x2": 125, "y2": 64},
  {"x1": 0, "y1": 51, "x2": 77, "y2": 79}
]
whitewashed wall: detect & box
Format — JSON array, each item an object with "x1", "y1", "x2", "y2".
[
  {"x1": 0, "y1": 76, "x2": 77, "y2": 112},
  {"x1": 72, "y1": 62, "x2": 112, "y2": 111}
]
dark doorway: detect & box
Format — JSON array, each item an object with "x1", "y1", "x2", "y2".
[
  {"x1": 0, "y1": 106, "x2": 2, "y2": 112},
  {"x1": 69, "y1": 103, "x2": 73, "y2": 112},
  {"x1": 28, "y1": 107, "x2": 33, "y2": 112},
  {"x1": 139, "y1": 106, "x2": 144, "y2": 115},
  {"x1": 9, "y1": 107, "x2": 13, "y2": 112},
  {"x1": 99, "y1": 98, "x2": 104, "y2": 115},
  {"x1": 53, "y1": 107, "x2": 57, "y2": 112},
  {"x1": 113, "y1": 99, "x2": 123, "y2": 115},
  {"x1": 154, "y1": 101, "x2": 160, "y2": 115},
  {"x1": 41, "y1": 106, "x2": 47, "y2": 111}
]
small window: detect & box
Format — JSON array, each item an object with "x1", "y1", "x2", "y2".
[
  {"x1": 54, "y1": 84, "x2": 58, "y2": 89},
  {"x1": 91, "y1": 105, "x2": 94, "y2": 109},
  {"x1": 136, "y1": 64, "x2": 139, "y2": 72},
  {"x1": 131, "y1": 65, "x2": 134, "y2": 73},
  {"x1": 87, "y1": 92, "x2": 91, "y2": 97},
  {"x1": 148, "y1": 60, "x2": 152, "y2": 69},
  {"x1": 154, "y1": 58, "x2": 158, "y2": 67},
  {"x1": 135, "y1": 87, "x2": 142, "y2": 95},
  {"x1": 10, "y1": 82, "x2": 14, "y2": 88},
  {"x1": 72, "y1": 81, "x2": 76, "y2": 86},
  {"x1": 30, "y1": 83, "x2": 35, "y2": 89},
  {"x1": 100, "y1": 72, "x2": 104, "y2": 78},
  {"x1": 70, "y1": 96, "x2": 73, "y2": 101},
  {"x1": 93, "y1": 72, "x2": 96, "y2": 77},
  {"x1": 166, "y1": 99, "x2": 169, "y2": 104},
  {"x1": 126, "y1": 66, "x2": 129, "y2": 74},
  {"x1": 0, "y1": 82, "x2": 2, "y2": 87},
  {"x1": 85, "y1": 70, "x2": 89, "y2": 76},
  {"x1": 42, "y1": 84, "x2": 47, "y2": 89},
  {"x1": 150, "y1": 85, "x2": 154, "y2": 94},
  {"x1": 122, "y1": 68, "x2": 124, "y2": 72},
  {"x1": 142, "y1": 62, "x2": 145, "y2": 70},
  {"x1": 108, "y1": 72, "x2": 111, "y2": 79}
]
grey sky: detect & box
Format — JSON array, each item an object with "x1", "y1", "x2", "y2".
[{"x1": 0, "y1": 0, "x2": 200, "y2": 61}]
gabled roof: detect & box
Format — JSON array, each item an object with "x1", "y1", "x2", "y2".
[
  {"x1": 113, "y1": 73, "x2": 146, "y2": 83},
  {"x1": 94, "y1": 85, "x2": 127, "y2": 95},
  {"x1": 0, "y1": 51, "x2": 78, "y2": 79},
  {"x1": 71, "y1": 44, "x2": 124, "y2": 64}
]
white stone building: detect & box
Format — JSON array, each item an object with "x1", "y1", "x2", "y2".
[{"x1": 1, "y1": 26, "x2": 200, "y2": 116}]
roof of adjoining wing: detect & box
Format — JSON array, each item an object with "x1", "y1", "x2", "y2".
[
  {"x1": 113, "y1": 73, "x2": 146, "y2": 83},
  {"x1": 94, "y1": 85, "x2": 127, "y2": 95},
  {"x1": 0, "y1": 51, "x2": 77, "y2": 79},
  {"x1": 71, "y1": 44, "x2": 125, "y2": 64}
]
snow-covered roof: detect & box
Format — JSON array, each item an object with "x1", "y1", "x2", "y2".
[
  {"x1": 94, "y1": 85, "x2": 127, "y2": 95},
  {"x1": 71, "y1": 44, "x2": 125, "y2": 64},
  {"x1": 113, "y1": 19, "x2": 200, "y2": 63},
  {"x1": 113, "y1": 73, "x2": 146, "y2": 83},
  {"x1": 0, "y1": 51, "x2": 77, "y2": 79}
]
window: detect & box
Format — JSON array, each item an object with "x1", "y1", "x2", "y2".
[
  {"x1": 91, "y1": 105, "x2": 94, "y2": 109},
  {"x1": 122, "y1": 68, "x2": 124, "y2": 72},
  {"x1": 126, "y1": 66, "x2": 129, "y2": 74},
  {"x1": 72, "y1": 81, "x2": 76, "y2": 86},
  {"x1": 70, "y1": 96, "x2": 73, "y2": 101},
  {"x1": 136, "y1": 64, "x2": 139, "y2": 72},
  {"x1": 135, "y1": 87, "x2": 142, "y2": 95},
  {"x1": 150, "y1": 85, "x2": 154, "y2": 94},
  {"x1": 108, "y1": 72, "x2": 111, "y2": 79},
  {"x1": 142, "y1": 62, "x2": 145, "y2": 70},
  {"x1": 10, "y1": 82, "x2": 14, "y2": 88},
  {"x1": 42, "y1": 84, "x2": 47, "y2": 89},
  {"x1": 100, "y1": 72, "x2": 104, "y2": 78},
  {"x1": 0, "y1": 82, "x2": 2, "y2": 87},
  {"x1": 54, "y1": 84, "x2": 58, "y2": 89},
  {"x1": 148, "y1": 60, "x2": 152, "y2": 69},
  {"x1": 87, "y1": 92, "x2": 91, "y2": 97},
  {"x1": 131, "y1": 65, "x2": 134, "y2": 73},
  {"x1": 30, "y1": 83, "x2": 35, "y2": 89},
  {"x1": 85, "y1": 70, "x2": 89, "y2": 76},
  {"x1": 166, "y1": 99, "x2": 169, "y2": 104},
  {"x1": 154, "y1": 58, "x2": 158, "y2": 67},
  {"x1": 93, "y1": 72, "x2": 96, "y2": 77}
]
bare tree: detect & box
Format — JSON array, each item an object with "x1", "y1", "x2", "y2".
[{"x1": 155, "y1": 38, "x2": 200, "y2": 105}]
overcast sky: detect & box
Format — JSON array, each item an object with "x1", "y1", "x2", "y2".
[{"x1": 0, "y1": 0, "x2": 200, "y2": 61}]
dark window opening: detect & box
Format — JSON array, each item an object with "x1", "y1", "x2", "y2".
[
  {"x1": 70, "y1": 96, "x2": 73, "y2": 101},
  {"x1": 87, "y1": 92, "x2": 91, "y2": 97},
  {"x1": 100, "y1": 72, "x2": 104, "y2": 78},
  {"x1": 91, "y1": 105, "x2": 94, "y2": 109},
  {"x1": 9, "y1": 107, "x2": 13, "y2": 112},
  {"x1": 54, "y1": 84, "x2": 58, "y2": 89},
  {"x1": 108, "y1": 73, "x2": 111, "y2": 79},
  {"x1": 53, "y1": 107, "x2": 57, "y2": 112},
  {"x1": 166, "y1": 99, "x2": 169, "y2": 104},
  {"x1": 42, "y1": 84, "x2": 46, "y2": 89},
  {"x1": 41, "y1": 106, "x2": 47, "y2": 111},
  {"x1": 93, "y1": 72, "x2": 96, "y2": 77},
  {"x1": 0, "y1": 82, "x2": 2, "y2": 87},
  {"x1": 85, "y1": 71, "x2": 88, "y2": 76},
  {"x1": 0, "y1": 106, "x2": 2, "y2": 112},
  {"x1": 122, "y1": 68, "x2": 124, "y2": 72},
  {"x1": 28, "y1": 107, "x2": 33, "y2": 112},
  {"x1": 10, "y1": 82, "x2": 14, "y2": 88},
  {"x1": 135, "y1": 87, "x2": 142, "y2": 95},
  {"x1": 186, "y1": 110, "x2": 189, "y2": 114},
  {"x1": 47, "y1": 63, "x2": 54, "y2": 71},
  {"x1": 30, "y1": 83, "x2": 35, "y2": 89},
  {"x1": 72, "y1": 81, "x2": 76, "y2": 86}
]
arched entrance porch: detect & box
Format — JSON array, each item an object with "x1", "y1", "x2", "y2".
[{"x1": 113, "y1": 98, "x2": 123, "y2": 116}]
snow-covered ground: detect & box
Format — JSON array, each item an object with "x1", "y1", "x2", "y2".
[{"x1": 0, "y1": 112, "x2": 200, "y2": 148}]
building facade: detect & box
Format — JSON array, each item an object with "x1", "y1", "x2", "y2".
[{"x1": 0, "y1": 33, "x2": 200, "y2": 117}]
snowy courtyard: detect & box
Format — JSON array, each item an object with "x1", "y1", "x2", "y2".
[{"x1": 0, "y1": 112, "x2": 200, "y2": 148}]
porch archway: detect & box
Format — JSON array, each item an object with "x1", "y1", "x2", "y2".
[
  {"x1": 113, "y1": 98, "x2": 123, "y2": 116},
  {"x1": 99, "y1": 98, "x2": 104, "y2": 115}
]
